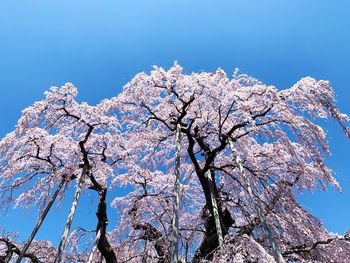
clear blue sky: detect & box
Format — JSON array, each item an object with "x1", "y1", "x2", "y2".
[{"x1": 0, "y1": 1, "x2": 349, "y2": 245}]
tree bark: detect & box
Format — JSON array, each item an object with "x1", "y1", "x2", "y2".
[
  {"x1": 129, "y1": 200, "x2": 170, "y2": 263},
  {"x1": 95, "y1": 188, "x2": 118, "y2": 263},
  {"x1": 0, "y1": 238, "x2": 41, "y2": 263},
  {"x1": 192, "y1": 170, "x2": 234, "y2": 262}
]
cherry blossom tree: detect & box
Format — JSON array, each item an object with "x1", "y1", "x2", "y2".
[
  {"x1": 117, "y1": 64, "x2": 350, "y2": 262},
  {"x1": 0, "y1": 84, "x2": 123, "y2": 262},
  {"x1": 0, "y1": 64, "x2": 350, "y2": 262}
]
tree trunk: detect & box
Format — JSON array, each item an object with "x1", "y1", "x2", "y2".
[
  {"x1": 96, "y1": 188, "x2": 118, "y2": 263},
  {"x1": 193, "y1": 170, "x2": 234, "y2": 262},
  {"x1": 129, "y1": 200, "x2": 170, "y2": 262}
]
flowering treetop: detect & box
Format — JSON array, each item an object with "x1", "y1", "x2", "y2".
[
  {"x1": 117, "y1": 64, "x2": 350, "y2": 261},
  {"x1": 0, "y1": 64, "x2": 349, "y2": 262}
]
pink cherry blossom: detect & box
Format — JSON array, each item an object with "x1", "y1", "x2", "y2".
[{"x1": 0, "y1": 65, "x2": 349, "y2": 262}]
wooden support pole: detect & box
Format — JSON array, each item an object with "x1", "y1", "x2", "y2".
[
  {"x1": 207, "y1": 169, "x2": 224, "y2": 246},
  {"x1": 15, "y1": 177, "x2": 66, "y2": 263},
  {"x1": 54, "y1": 165, "x2": 87, "y2": 263},
  {"x1": 171, "y1": 123, "x2": 181, "y2": 263},
  {"x1": 228, "y1": 137, "x2": 284, "y2": 263},
  {"x1": 86, "y1": 228, "x2": 102, "y2": 263}
]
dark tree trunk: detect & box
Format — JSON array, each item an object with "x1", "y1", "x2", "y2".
[
  {"x1": 193, "y1": 171, "x2": 234, "y2": 262},
  {"x1": 96, "y1": 188, "x2": 118, "y2": 263},
  {"x1": 0, "y1": 238, "x2": 41, "y2": 263},
  {"x1": 128, "y1": 200, "x2": 170, "y2": 263}
]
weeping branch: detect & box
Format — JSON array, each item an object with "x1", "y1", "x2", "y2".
[
  {"x1": 283, "y1": 235, "x2": 350, "y2": 256},
  {"x1": 0, "y1": 238, "x2": 41, "y2": 263}
]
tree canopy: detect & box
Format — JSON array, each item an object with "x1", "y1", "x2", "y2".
[{"x1": 0, "y1": 64, "x2": 349, "y2": 262}]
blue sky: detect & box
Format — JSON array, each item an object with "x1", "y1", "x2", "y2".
[{"x1": 0, "y1": 1, "x2": 349, "y2": 244}]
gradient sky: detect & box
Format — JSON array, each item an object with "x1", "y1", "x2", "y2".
[{"x1": 0, "y1": 1, "x2": 349, "y2": 245}]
